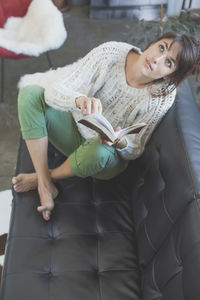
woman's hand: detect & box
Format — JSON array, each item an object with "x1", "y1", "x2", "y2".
[
  {"x1": 75, "y1": 96, "x2": 102, "y2": 114},
  {"x1": 98, "y1": 127, "x2": 127, "y2": 149}
]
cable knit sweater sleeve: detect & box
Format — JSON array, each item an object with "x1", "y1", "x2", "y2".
[
  {"x1": 18, "y1": 41, "x2": 118, "y2": 111},
  {"x1": 44, "y1": 42, "x2": 118, "y2": 111}
]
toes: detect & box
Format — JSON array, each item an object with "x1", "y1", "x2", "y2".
[
  {"x1": 13, "y1": 182, "x2": 24, "y2": 193},
  {"x1": 12, "y1": 175, "x2": 22, "y2": 185},
  {"x1": 13, "y1": 185, "x2": 19, "y2": 192},
  {"x1": 13, "y1": 183, "x2": 20, "y2": 192},
  {"x1": 43, "y1": 210, "x2": 51, "y2": 221},
  {"x1": 37, "y1": 206, "x2": 51, "y2": 221},
  {"x1": 12, "y1": 177, "x2": 17, "y2": 184},
  {"x1": 37, "y1": 205, "x2": 46, "y2": 212},
  {"x1": 37, "y1": 205, "x2": 53, "y2": 212}
]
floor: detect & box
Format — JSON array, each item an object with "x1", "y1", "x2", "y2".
[{"x1": 0, "y1": 4, "x2": 199, "y2": 191}]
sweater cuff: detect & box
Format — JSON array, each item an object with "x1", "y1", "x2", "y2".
[
  {"x1": 116, "y1": 136, "x2": 130, "y2": 152},
  {"x1": 116, "y1": 136, "x2": 141, "y2": 160},
  {"x1": 44, "y1": 87, "x2": 86, "y2": 111}
]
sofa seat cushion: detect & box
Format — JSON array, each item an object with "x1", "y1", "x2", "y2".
[{"x1": 0, "y1": 139, "x2": 141, "y2": 300}]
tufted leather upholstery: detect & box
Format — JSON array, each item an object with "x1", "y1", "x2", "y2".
[
  {"x1": 0, "y1": 140, "x2": 141, "y2": 300},
  {"x1": 130, "y1": 80, "x2": 200, "y2": 299},
  {"x1": 1, "y1": 80, "x2": 200, "y2": 299}
]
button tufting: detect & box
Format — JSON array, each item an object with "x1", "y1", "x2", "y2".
[
  {"x1": 137, "y1": 177, "x2": 144, "y2": 188},
  {"x1": 48, "y1": 271, "x2": 54, "y2": 278},
  {"x1": 48, "y1": 234, "x2": 55, "y2": 240}
]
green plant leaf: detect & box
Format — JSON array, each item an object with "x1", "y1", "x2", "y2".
[
  {"x1": 192, "y1": 13, "x2": 200, "y2": 17},
  {"x1": 171, "y1": 24, "x2": 177, "y2": 31},
  {"x1": 123, "y1": 4, "x2": 200, "y2": 51},
  {"x1": 182, "y1": 24, "x2": 190, "y2": 31},
  {"x1": 132, "y1": 16, "x2": 140, "y2": 24},
  {"x1": 144, "y1": 26, "x2": 152, "y2": 33}
]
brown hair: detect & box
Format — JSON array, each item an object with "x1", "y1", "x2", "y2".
[{"x1": 145, "y1": 32, "x2": 200, "y2": 96}]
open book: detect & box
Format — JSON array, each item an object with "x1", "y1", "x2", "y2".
[{"x1": 78, "y1": 113, "x2": 146, "y2": 144}]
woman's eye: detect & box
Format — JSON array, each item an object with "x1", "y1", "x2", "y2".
[
  {"x1": 159, "y1": 44, "x2": 164, "y2": 52},
  {"x1": 166, "y1": 59, "x2": 172, "y2": 68}
]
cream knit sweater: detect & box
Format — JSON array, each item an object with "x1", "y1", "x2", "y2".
[{"x1": 18, "y1": 41, "x2": 176, "y2": 160}]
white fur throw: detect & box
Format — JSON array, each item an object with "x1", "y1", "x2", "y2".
[{"x1": 0, "y1": 0, "x2": 67, "y2": 56}]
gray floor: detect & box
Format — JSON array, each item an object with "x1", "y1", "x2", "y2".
[{"x1": 0, "y1": 4, "x2": 199, "y2": 190}]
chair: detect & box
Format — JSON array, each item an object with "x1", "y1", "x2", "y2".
[
  {"x1": 0, "y1": 0, "x2": 67, "y2": 102},
  {"x1": 182, "y1": 0, "x2": 193, "y2": 9}
]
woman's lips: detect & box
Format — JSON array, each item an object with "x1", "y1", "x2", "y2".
[{"x1": 146, "y1": 59, "x2": 152, "y2": 70}]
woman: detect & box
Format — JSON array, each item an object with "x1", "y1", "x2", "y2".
[{"x1": 12, "y1": 32, "x2": 200, "y2": 221}]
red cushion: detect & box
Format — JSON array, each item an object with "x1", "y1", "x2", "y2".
[
  {"x1": 0, "y1": 47, "x2": 28, "y2": 59},
  {"x1": 0, "y1": 0, "x2": 33, "y2": 28},
  {"x1": 0, "y1": 0, "x2": 33, "y2": 58}
]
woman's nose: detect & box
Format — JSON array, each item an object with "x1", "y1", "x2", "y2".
[
  {"x1": 153, "y1": 57, "x2": 158, "y2": 64},
  {"x1": 152, "y1": 54, "x2": 165, "y2": 64}
]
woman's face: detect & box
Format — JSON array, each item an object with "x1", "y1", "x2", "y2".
[{"x1": 139, "y1": 38, "x2": 180, "y2": 81}]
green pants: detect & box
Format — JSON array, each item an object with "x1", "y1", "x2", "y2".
[{"x1": 18, "y1": 85, "x2": 128, "y2": 179}]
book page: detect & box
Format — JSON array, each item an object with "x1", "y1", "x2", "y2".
[
  {"x1": 115, "y1": 123, "x2": 146, "y2": 139},
  {"x1": 78, "y1": 114, "x2": 146, "y2": 143},
  {"x1": 78, "y1": 113, "x2": 116, "y2": 142},
  {"x1": 89, "y1": 113, "x2": 116, "y2": 136}
]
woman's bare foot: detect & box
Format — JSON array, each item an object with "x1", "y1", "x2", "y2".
[
  {"x1": 12, "y1": 173, "x2": 38, "y2": 192},
  {"x1": 37, "y1": 181, "x2": 58, "y2": 221},
  {"x1": 12, "y1": 173, "x2": 58, "y2": 221}
]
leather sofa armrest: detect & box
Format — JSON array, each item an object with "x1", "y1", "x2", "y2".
[
  {"x1": 130, "y1": 80, "x2": 200, "y2": 267},
  {"x1": 142, "y1": 199, "x2": 200, "y2": 300}
]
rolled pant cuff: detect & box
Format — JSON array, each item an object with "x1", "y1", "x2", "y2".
[{"x1": 21, "y1": 127, "x2": 48, "y2": 140}]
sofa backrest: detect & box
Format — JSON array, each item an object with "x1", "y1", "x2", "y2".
[{"x1": 129, "y1": 79, "x2": 200, "y2": 268}]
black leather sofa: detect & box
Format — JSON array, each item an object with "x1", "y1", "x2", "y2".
[{"x1": 0, "y1": 80, "x2": 200, "y2": 300}]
